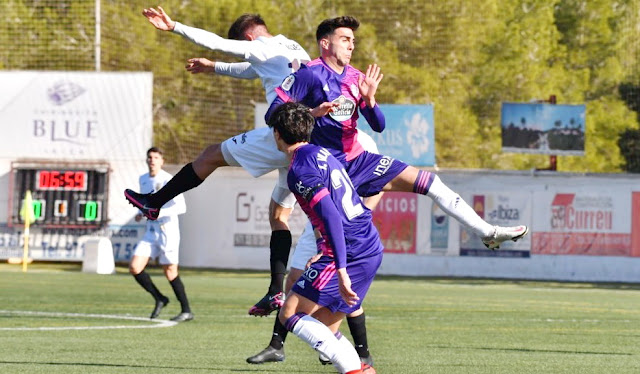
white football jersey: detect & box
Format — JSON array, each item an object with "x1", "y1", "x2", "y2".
[{"x1": 173, "y1": 23, "x2": 311, "y2": 103}]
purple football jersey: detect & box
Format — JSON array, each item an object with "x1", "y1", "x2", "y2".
[
  {"x1": 288, "y1": 144, "x2": 383, "y2": 267},
  {"x1": 273, "y1": 58, "x2": 384, "y2": 164}
]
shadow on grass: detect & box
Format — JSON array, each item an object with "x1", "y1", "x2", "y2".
[
  {"x1": 426, "y1": 344, "x2": 634, "y2": 356},
  {"x1": 0, "y1": 360, "x2": 328, "y2": 373},
  {"x1": 374, "y1": 275, "x2": 640, "y2": 291}
]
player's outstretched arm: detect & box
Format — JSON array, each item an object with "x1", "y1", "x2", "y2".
[
  {"x1": 142, "y1": 6, "x2": 175, "y2": 31},
  {"x1": 185, "y1": 58, "x2": 216, "y2": 74},
  {"x1": 187, "y1": 58, "x2": 258, "y2": 80}
]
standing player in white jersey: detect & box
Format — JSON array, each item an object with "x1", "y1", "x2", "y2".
[
  {"x1": 130, "y1": 147, "x2": 193, "y2": 322},
  {"x1": 127, "y1": 8, "x2": 379, "y2": 363}
]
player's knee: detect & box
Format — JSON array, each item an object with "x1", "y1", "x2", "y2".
[
  {"x1": 164, "y1": 265, "x2": 178, "y2": 280},
  {"x1": 129, "y1": 263, "x2": 142, "y2": 275},
  {"x1": 269, "y1": 200, "x2": 292, "y2": 230},
  {"x1": 278, "y1": 306, "x2": 293, "y2": 328}
]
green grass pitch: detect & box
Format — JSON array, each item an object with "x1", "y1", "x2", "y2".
[{"x1": 0, "y1": 262, "x2": 639, "y2": 373}]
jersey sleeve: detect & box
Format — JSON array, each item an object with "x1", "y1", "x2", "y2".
[
  {"x1": 265, "y1": 66, "x2": 316, "y2": 122},
  {"x1": 214, "y1": 61, "x2": 259, "y2": 79},
  {"x1": 359, "y1": 103, "x2": 386, "y2": 132},
  {"x1": 290, "y1": 164, "x2": 348, "y2": 270},
  {"x1": 172, "y1": 22, "x2": 254, "y2": 58},
  {"x1": 275, "y1": 66, "x2": 316, "y2": 103}
]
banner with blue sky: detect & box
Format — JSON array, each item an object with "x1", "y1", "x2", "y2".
[{"x1": 501, "y1": 102, "x2": 585, "y2": 155}]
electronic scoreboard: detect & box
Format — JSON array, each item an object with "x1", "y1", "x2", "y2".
[{"x1": 8, "y1": 161, "x2": 110, "y2": 228}]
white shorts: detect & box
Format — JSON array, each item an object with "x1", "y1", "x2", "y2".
[
  {"x1": 221, "y1": 127, "x2": 288, "y2": 178},
  {"x1": 221, "y1": 126, "x2": 296, "y2": 207},
  {"x1": 271, "y1": 180, "x2": 297, "y2": 209},
  {"x1": 222, "y1": 128, "x2": 378, "y2": 209},
  {"x1": 134, "y1": 221, "x2": 180, "y2": 265},
  {"x1": 290, "y1": 221, "x2": 317, "y2": 270},
  {"x1": 356, "y1": 129, "x2": 379, "y2": 154}
]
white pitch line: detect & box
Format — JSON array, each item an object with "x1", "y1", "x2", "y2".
[{"x1": 0, "y1": 310, "x2": 177, "y2": 331}]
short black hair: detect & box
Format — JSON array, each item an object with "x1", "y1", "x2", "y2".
[
  {"x1": 267, "y1": 102, "x2": 315, "y2": 145},
  {"x1": 147, "y1": 147, "x2": 163, "y2": 157},
  {"x1": 228, "y1": 14, "x2": 267, "y2": 40},
  {"x1": 315, "y1": 16, "x2": 359, "y2": 42}
]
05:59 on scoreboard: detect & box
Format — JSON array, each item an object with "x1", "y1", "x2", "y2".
[{"x1": 8, "y1": 162, "x2": 110, "y2": 229}]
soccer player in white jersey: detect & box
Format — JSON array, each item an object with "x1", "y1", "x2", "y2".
[
  {"x1": 134, "y1": 7, "x2": 311, "y2": 315},
  {"x1": 127, "y1": 8, "x2": 378, "y2": 362},
  {"x1": 130, "y1": 147, "x2": 193, "y2": 322}
]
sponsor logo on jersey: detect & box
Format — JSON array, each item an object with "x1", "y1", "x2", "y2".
[
  {"x1": 281, "y1": 74, "x2": 295, "y2": 91},
  {"x1": 373, "y1": 155, "x2": 394, "y2": 177},
  {"x1": 302, "y1": 266, "x2": 319, "y2": 281},
  {"x1": 285, "y1": 42, "x2": 303, "y2": 50},
  {"x1": 329, "y1": 95, "x2": 356, "y2": 122},
  {"x1": 297, "y1": 280, "x2": 305, "y2": 289}
]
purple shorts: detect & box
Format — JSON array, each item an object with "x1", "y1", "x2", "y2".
[
  {"x1": 291, "y1": 252, "x2": 383, "y2": 314},
  {"x1": 346, "y1": 151, "x2": 409, "y2": 197}
]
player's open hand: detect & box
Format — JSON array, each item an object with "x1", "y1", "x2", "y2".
[
  {"x1": 310, "y1": 102, "x2": 339, "y2": 117},
  {"x1": 142, "y1": 6, "x2": 176, "y2": 31},
  {"x1": 186, "y1": 58, "x2": 216, "y2": 74},
  {"x1": 337, "y1": 268, "x2": 360, "y2": 306},
  {"x1": 358, "y1": 64, "x2": 383, "y2": 107}
]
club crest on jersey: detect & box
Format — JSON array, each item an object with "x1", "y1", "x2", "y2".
[
  {"x1": 282, "y1": 74, "x2": 295, "y2": 91},
  {"x1": 329, "y1": 95, "x2": 356, "y2": 122}
]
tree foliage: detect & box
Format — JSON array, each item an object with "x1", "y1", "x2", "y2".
[{"x1": 1, "y1": 0, "x2": 639, "y2": 171}]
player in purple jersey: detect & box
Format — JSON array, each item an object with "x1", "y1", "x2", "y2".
[
  {"x1": 270, "y1": 101, "x2": 377, "y2": 374},
  {"x1": 267, "y1": 16, "x2": 530, "y2": 250}
]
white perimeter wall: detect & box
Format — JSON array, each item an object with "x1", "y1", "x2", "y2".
[{"x1": 178, "y1": 168, "x2": 640, "y2": 283}]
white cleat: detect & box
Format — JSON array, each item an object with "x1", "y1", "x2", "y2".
[{"x1": 482, "y1": 225, "x2": 529, "y2": 250}]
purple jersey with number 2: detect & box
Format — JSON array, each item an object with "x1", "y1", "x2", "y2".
[{"x1": 289, "y1": 144, "x2": 383, "y2": 313}]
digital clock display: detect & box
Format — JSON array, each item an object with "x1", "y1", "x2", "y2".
[
  {"x1": 9, "y1": 162, "x2": 109, "y2": 228},
  {"x1": 36, "y1": 170, "x2": 87, "y2": 191}
]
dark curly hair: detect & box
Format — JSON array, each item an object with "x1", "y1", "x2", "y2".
[
  {"x1": 267, "y1": 102, "x2": 315, "y2": 145},
  {"x1": 315, "y1": 16, "x2": 359, "y2": 42},
  {"x1": 228, "y1": 14, "x2": 267, "y2": 40}
]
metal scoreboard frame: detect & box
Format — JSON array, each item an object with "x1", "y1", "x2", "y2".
[{"x1": 8, "y1": 160, "x2": 111, "y2": 229}]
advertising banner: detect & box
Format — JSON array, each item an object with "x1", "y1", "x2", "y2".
[
  {"x1": 0, "y1": 71, "x2": 152, "y2": 160},
  {"x1": 501, "y1": 102, "x2": 585, "y2": 155},
  {"x1": 357, "y1": 104, "x2": 435, "y2": 166},
  {"x1": 532, "y1": 190, "x2": 631, "y2": 256},
  {"x1": 371, "y1": 192, "x2": 417, "y2": 254},
  {"x1": 460, "y1": 191, "x2": 532, "y2": 257}
]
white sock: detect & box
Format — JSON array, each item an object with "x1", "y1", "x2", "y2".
[
  {"x1": 289, "y1": 314, "x2": 361, "y2": 373},
  {"x1": 427, "y1": 175, "x2": 495, "y2": 238}
]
